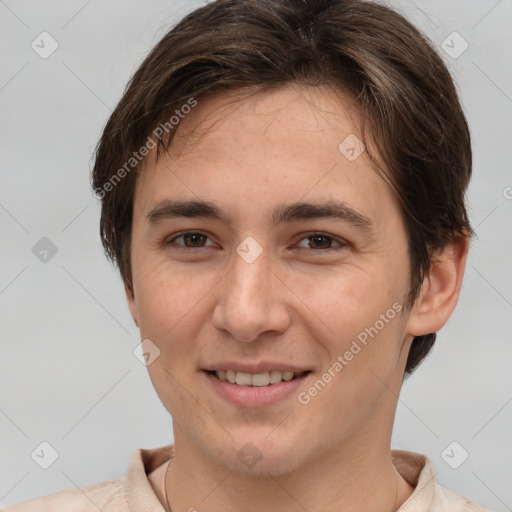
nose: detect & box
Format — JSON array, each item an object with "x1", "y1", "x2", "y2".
[{"x1": 211, "y1": 246, "x2": 291, "y2": 343}]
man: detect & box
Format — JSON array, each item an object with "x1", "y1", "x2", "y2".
[{"x1": 5, "y1": 0, "x2": 490, "y2": 510}]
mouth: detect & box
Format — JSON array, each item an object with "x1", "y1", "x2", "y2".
[
  {"x1": 203, "y1": 369, "x2": 311, "y2": 408},
  {"x1": 207, "y1": 369, "x2": 308, "y2": 387}
]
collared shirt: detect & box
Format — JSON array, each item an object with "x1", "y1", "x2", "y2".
[{"x1": 2, "y1": 445, "x2": 491, "y2": 511}]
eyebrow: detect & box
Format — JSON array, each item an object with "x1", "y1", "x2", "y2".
[{"x1": 146, "y1": 199, "x2": 374, "y2": 231}]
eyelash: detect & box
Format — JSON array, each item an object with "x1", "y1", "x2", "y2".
[{"x1": 165, "y1": 231, "x2": 347, "y2": 253}]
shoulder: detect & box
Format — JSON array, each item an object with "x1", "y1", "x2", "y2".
[
  {"x1": 391, "y1": 450, "x2": 492, "y2": 512},
  {"x1": 1, "y1": 444, "x2": 173, "y2": 512},
  {"x1": 432, "y1": 483, "x2": 493, "y2": 512},
  {"x1": 2, "y1": 477, "x2": 127, "y2": 512}
]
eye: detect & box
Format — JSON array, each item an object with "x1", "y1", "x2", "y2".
[
  {"x1": 166, "y1": 231, "x2": 215, "y2": 249},
  {"x1": 165, "y1": 231, "x2": 347, "y2": 253},
  {"x1": 295, "y1": 233, "x2": 347, "y2": 252}
]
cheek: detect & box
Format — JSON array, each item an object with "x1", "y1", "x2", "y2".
[
  {"x1": 306, "y1": 263, "x2": 401, "y2": 333},
  {"x1": 134, "y1": 262, "x2": 211, "y2": 407},
  {"x1": 133, "y1": 255, "x2": 207, "y2": 331},
  {"x1": 300, "y1": 261, "x2": 408, "y2": 382},
  {"x1": 298, "y1": 292, "x2": 407, "y2": 433}
]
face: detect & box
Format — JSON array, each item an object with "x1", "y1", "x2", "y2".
[{"x1": 127, "y1": 85, "x2": 417, "y2": 475}]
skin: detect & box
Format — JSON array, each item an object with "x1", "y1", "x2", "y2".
[{"x1": 126, "y1": 84, "x2": 469, "y2": 512}]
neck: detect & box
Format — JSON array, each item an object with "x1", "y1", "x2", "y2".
[{"x1": 164, "y1": 427, "x2": 414, "y2": 512}]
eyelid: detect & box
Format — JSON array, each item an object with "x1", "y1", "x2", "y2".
[
  {"x1": 293, "y1": 231, "x2": 348, "y2": 251},
  {"x1": 166, "y1": 230, "x2": 216, "y2": 247},
  {"x1": 166, "y1": 230, "x2": 348, "y2": 252}
]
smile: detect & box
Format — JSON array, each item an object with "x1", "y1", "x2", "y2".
[
  {"x1": 212, "y1": 370, "x2": 307, "y2": 387},
  {"x1": 204, "y1": 369, "x2": 311, "y2": 407}
]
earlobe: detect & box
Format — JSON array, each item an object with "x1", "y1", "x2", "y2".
[
  {"x1": 406, "y1": 235, "x2": 470, "y2": 337},
  {"x1": 125, "y1": 284, "x2": 139, "y2": 327}
]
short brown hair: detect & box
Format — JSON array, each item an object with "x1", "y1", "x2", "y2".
[{"x1": 91, "y1": 0, "x2": 472, "y2": 375}]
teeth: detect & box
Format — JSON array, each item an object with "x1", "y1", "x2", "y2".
[
  {"x1": 269, "y1": 370, "x2": 283, "y2": 384},
  {"x1": 282, "y1": 371, "x2": 294, "y2": 381},
  {"x1": 235, "y1": 372, "x2": 252, "y2": 386},
  {"x1": 251, "y1": 372, "x2": 270, "y2": 387},
  {"x1": 214, "y1": 370, "x2": 305, "y2": 386}
]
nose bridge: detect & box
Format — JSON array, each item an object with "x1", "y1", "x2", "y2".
[{"x1": 212, "y1": 241, "x2": 289, "y2": 342}]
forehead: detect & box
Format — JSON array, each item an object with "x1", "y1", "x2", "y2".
[
  {"x1": 169, "y1": 85, "x2": 363, "y2": 158},
  {"x1": 134, "y1": 85, "x2": 399, "y2": 229}
]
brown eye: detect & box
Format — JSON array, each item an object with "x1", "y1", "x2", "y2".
[
  {"x1": 295, "y1": 233, "x2": 346, "y2": 252},
  {"x1": 308, "y1": 235, "x2": 333, "y2": 249},
  {"x1": 167, "y1": 231, "x2": 214, "y2": 249},
  {"x1": 181, "y1": 233, "x2": 207, "y2": 247}
]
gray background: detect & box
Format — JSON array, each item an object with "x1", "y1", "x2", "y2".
[{"x1": 0, "y1": 0, "x2": 511, "y2": 509}]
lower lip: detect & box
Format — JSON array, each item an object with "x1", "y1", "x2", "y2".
[{"x1": 203, "y1": 371, "x2": 310, "y2": 408}]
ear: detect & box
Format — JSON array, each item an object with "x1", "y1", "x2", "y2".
[
  {"x1": 406, "y1": 234, "x2": 470, "y2": 336},
  {"x1": 125, "y1": 283, "x2": 139, "y2": 327}
]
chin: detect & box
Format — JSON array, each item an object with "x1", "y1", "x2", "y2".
[{"x1": 213, "y1": 430, "x2": 308, "y2": 476}]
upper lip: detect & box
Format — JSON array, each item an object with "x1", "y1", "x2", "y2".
[{"x1": 202, "y1": 362, "x2": 310, "y2": 373}]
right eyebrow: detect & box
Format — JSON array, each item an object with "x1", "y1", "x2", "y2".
[
  {"x1": 146, "y1": 199, "x2": 230, "y2": 224},
  {"x1": 145, "y1": 198, "x2": 374, "y2": 234}
]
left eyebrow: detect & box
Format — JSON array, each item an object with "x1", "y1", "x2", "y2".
[
  {"x1": 146, "y1": 199, "x2": 374, "y2": 232},
  {"x1": 271, "y1": 200, "x2": 374, "y2": 231}
]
